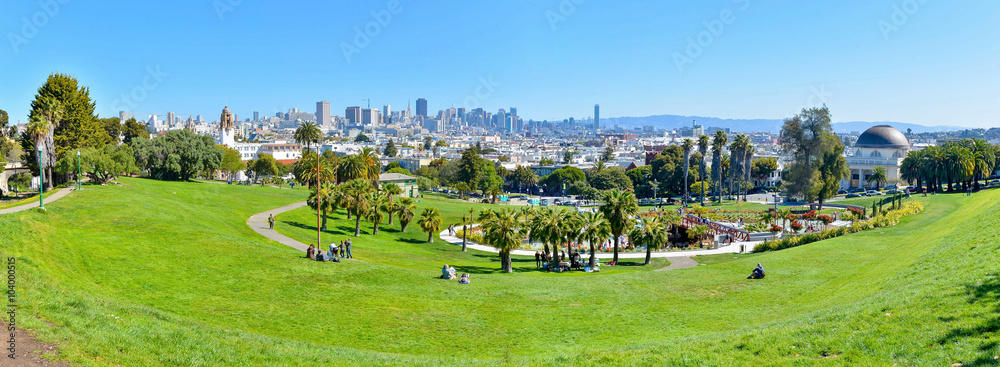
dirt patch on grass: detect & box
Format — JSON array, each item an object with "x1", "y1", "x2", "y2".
[{"x1": 1, "y1": 329, "x2": 69, "y2": 367}]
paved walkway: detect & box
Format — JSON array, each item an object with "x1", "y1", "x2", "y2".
[
  {"x1": 655, "y1": 256, "x2": 699, "y2": 271},
  {"x1": 0, "y1": 187, "x2": 75, "y2": 214},
  {"x1": 439, "y1": 226, "x2": 759, "y2": 260},
  {"x1": 247, "y1": 201, "x2": 312, "y2": 252}
]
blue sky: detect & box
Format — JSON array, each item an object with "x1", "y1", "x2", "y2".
[{"x1": 1, "y1": 0, "x2": 997, "y2": 127}]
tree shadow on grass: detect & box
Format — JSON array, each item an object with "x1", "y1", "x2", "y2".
[
  {"x1": 935, "y1": 272, "x2": 1000, "y2": 366},
  {"x1": 281, "y1": 221, "x2": 352, "y2": 236}
]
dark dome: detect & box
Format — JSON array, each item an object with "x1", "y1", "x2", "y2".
[{"x1": 854, "y1": 125, "x2": 909, "y2": 149}]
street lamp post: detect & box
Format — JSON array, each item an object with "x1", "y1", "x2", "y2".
[
  {"x1": 37, "y1": 148, "x2": 44, "y2": 209},
  {"x1": 77, "y1": 150, "x2": 81, "y2": 190},
  {"x1": 652, "y1": 179, "x2": 658, "y2": 201}
]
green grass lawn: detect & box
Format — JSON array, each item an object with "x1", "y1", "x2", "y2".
[{"x1": 4, "y1": 177, "x2": 1000, "y2": 366}]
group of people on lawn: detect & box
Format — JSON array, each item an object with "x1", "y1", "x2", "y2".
[
  {"x1": 306, "y1": 239, "x2": 353, "y2": 262},
  {"x1": 534, "y1": 250, "x2": 601, "y2": 272}
]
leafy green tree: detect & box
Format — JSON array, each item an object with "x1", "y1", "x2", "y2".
[
  {"x1": 55, "y1": 144, "x2": 137, "y2": 184},
  {"x1": 751, "y1": 157, "x2": 778, "y2": 185},
  {"x1": 815, "y1": 140, "x2": 849, "y2": 209},
  {"x1": 131, "y1": 129, "x2": 221, "y2": 181},
  {"x1": 436, "y1": 139, "x2": 448, "y2": 147},
  {"x1": 423, "y1": 136, "x2": 433, "y2": 151},
  {"x1": 387, "y1": 167, "x2": 411, "y2": 175},
  {"x1": 540, "y1": 166, "x2": 586, "y2": 191},
  {"x1": 781, "y1": 106, "x2": 843, "y2": 202},
  {"x1": 0, "y1": 109, "x2": 7, "y2": 129},
  {"x1": 601, "y1": 145, "x2": 615, "y2": 162},
  {"x1": 418, "y1": 207, "x2": 442, "y2": 243},
  {"x1": 355, "y1": 133, "x2": 371, "y2": 143},
  {"x1": 99, "y1": 117, "x2": 121, "y2": 144},
  {"x1": 219, "y1": 145, "x2": 244, "y2": 181},
  {"x1": 588, "y1": 168, "x2": 633, "y2": 191},
  {"x1": 509, "y1": 165, "x2": 538, "y2": 192},
  {"x1": 539, "y1": 157, "x2": 555, "y2": 166},
  {"x1": 563, "y1": 149, "x2": 574, "y2": 164},
  {"x1": 384, "y1": 139, "x2": 398, "y2": 157},
  {"x1": 251, "y1": 153, "x2": 280, "y2": 179},
  {"x1": 626, "y1": 165, "x2": 653, "y2": 198},
  {"x1": 122, "y1": 117, "x2": 149, "y2": 145},
  {"x1": 599, "y1": 189, "x2": 638, "y2": 263},
  {"x1": 30, "y1": 74, "x2": 109, "y2": 163}
]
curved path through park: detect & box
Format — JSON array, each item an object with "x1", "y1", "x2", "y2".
[
  {"x1": 247, "y1": 201, "x2": 312, "y2": 252},
  {"x1": 0, "y1": 187, "x2": 76, "y2": 215}
]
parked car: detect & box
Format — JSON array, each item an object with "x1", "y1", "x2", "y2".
[
  {"x1": 846, "y1": 193, "x2": 862, "y2": 198},
  {"x1": 562, "y1": 201, "x2": 576, "y2": 206},
  {"x1": 886, "y1": 189, "x2": 901, "y2": 194},
  {"x1": 837, "y1": 189, "x2": 848, "y2": 195},
  {"x1": 540, "y1": 199, "x2": 549, "y2": 206},
  {"x1": 989, "y1": 180, "x2": 1000, "y2": 187},
  {"x1": 867, "y1": 190, "x2": 884, "y2": 196},
  {"x1": 553, "y1": 199, "x2": 563, "y2": 205}
]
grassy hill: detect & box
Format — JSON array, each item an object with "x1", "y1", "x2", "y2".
[{"x1": 3, "y1": 178, "x2": 999, "y2": 366}]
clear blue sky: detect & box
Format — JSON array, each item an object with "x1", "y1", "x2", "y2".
[{"x1": 1, "y1": 0, "x2": 997, "y2": 127}]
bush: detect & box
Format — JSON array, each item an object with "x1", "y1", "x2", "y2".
[{"x1": 754, "y1": 201, "x2": 923, "y2": 253}]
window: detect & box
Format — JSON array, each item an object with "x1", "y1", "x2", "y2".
[
  {"x1": 893, "y1": 150, "x2": 903, "y2": 158},
  {"x1": 870, "y1": 150, "x2": 882, "y2": 158},
  {"x1": 855, "y1": 150, "x2": 862, "y2": 156}
]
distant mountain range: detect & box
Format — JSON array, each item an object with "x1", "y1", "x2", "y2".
[{"x1": 600, "y1": 115, "x2": 968, "y2": 134}]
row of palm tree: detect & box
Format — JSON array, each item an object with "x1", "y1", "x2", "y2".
[{"x1": 901, "y1": 139, "x2": 997, "y2": 192}]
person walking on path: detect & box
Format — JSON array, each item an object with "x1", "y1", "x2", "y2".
[
  {"x1": 346, "y1": 239, "x2": 353, "y2": 259},
  {"x1": 268, "y1": 214, "x2": 275, "y2": 229}
]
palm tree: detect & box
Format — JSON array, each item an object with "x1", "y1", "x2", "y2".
[
  {"x1": 307, "y1": 182, "x2": 338, "y2": 231},
  {"x1": 594, "y1": 160, "x2": 607, "y2": 174},
  {"x1": 396, "y1": 197, "x2": 417, "y2": 232},
  {"x1": 342, "y1": 179, "x2": 374, "y2": 236},
  {"x1": 358, "y1": 147, "x2": 381, "y2": 185},
  {"x1": 367, "y1": 192, "x2": 387, "y2": 235},
  {"x1": 294, "y1": 121, "x2": 322, "y2": 152},
  {"x1": 728, "y1": 135, "x2": 748, "y2": 201},
  {"x1": 742, "y1": 144, "x2": 755, "y2": 201},
  {"x1": 697, "y1": 135, "x2": 710, "y2": 206},
  {"x1": 381, "y1": 182, "x2": 403, "y2": 225},
  {"x1": 967, "y1": 139, "x2": 995, "y2": 190},
  {"x1": 454, "y1": 182, "x2": 470, "y2": 200},
  {"x1": 900, "y1": 150, "x2": 923, "y2": 191},
  {"x1": 681, "y1": 139, "x2": 694, "y2": 207},
  {"x1": 561, "y1": 212, "x2": 584, "y2": 261},
  {"x1": 418, "y1": 207, "x2": 442, "y2": 243},
  {"x1": 338, "y1": 155, "x2": 367, "y2": 183},
  {"x1": 628, "y1": 216, "x2": 669, "y2": 265},
  {"x1": 382, "y1": 195, "x2": 399, "y2": 226},
  {"x1": 712, "y1": 130, "x2": 728, "y2": 203},
  {"x1": 461, "y1": 208, "x2": 475, "y2": 252},
  {"x1": 599, "y1": 189, "x2": 639, "y2": 264},
  {"x1": 579, "y1": 211, "x2": 611, "y2": 268},
  {"x1": 480, "y1": 209, "x2": 526, "y2": 273},
  {"x1": 868, "y1": 166, "x2": 888, "y2": 190},
  {"x1": 28, "y1": 97, "x2": 63, "y2": 190}
]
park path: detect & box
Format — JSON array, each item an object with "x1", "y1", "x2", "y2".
[
  {"x1": 247, "y1": 201, "x2": 312, "y2": 252},
  {"x1": 0, "y1": 187, "x2": 75, "y2": 215}
]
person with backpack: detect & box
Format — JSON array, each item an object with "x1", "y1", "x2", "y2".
[{"x1": 268, "y1": 214, "x2": 275, "y2": 229}]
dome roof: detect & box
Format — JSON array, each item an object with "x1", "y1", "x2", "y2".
[
  {"x1": 854, "y1": 125, "x2": 909, "y2": 149},
  {"x1": 222, "y1": 106, "x2": 231, "y2": 114}
]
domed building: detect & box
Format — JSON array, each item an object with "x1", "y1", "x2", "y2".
[{"x1": 845, "y1": 125, "x2": 911, "y2": 188}]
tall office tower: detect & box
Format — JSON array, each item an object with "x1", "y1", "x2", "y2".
[
  {"x1": 497, "y1": 109, "x2": 507, "y2": 132},
  {"x1": 510, "y1": 107, "x2": 517, "y2": 118},
  {"x1": 345, "y1": 106, "x2": 362, "y2": 125},
  {"x1": 383, "y1": 104, "x2": 391, "y2": 125},
  {"x1": 416, "y1": 98, "x2": 428, "y2": 117},
  {"x1": 119, "y1": 111, "x2": 130, "y2": 124},
  {"x1": 167, "y1": 112, "x2": 175, "y2": 127},
  {"x1": 234, "y1": 114, "x2": 239, "y2": 124},
  {"x1": 253, "y1": 111, "x2": 260, "y2": 121},
  {"x1": 506, "y1": 116, "x2": 515, "y2": 134},
  {"x1": 197, "y1": 115, "x2": 204, "y2": 124},
  {"x1": 361, "y1": 108, "x2": 379, "y2": 126},
  {"x1": 316, "y1": 101, "x2": 331, "y2": 126},
  {"x1": 456, "y1": 107, "x2": 466, "y2": 125},
  {"x1": 594, "y1": 104, "x2": 600, "y2": 129}
]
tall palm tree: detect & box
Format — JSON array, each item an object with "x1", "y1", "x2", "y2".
[
  {"x1": 418, "y1": 207, "x2": 442, "y2": 243},
  {"x1": 396, "y1": 197, "x2": 417, "y2": 232},
  {"x1": 729, "y1": 135, "x2": 749, "y2": 201},
  {"x1": 527, "y1": 208, "x2": 551, "y2": 258},
  {"x1": 697, "y1": 135, "x2": 710, "y2": 206},
  {"x1": 342, "y1": 179, "x2": 374, "y2": 236},
  {"x1": 712, "y1": 130, "x2": 728, "y2": 203},
  {"x1": 561, "y1": 212, "x2": 584, "y2": 261},
  {"x1": 599, "y1": 189, "x2": 638, "y2": 264},
  {"x1": 358, "y1": 147, "x2": 381, "y2": 185},
  {"x1": 742, "y1": 144, "x2": 755, "y2": 201},
  {"x1": 900, "y1": 150, "x2": 923, "y2": 191},
  {"x1": 480, "y1": 209, "x2": 526, "y2": 273},
  {"x1": 338, "y1": 155, "x2": 367, "y2": 184},
  {"x1": 461, "y1": 208, "x2": 475, "y2": 252},
  {"x1": 294, "y1": 121, "x2": 322, "y2": 152},
  {"x1": 681, "y1": 139, "x2": 694, "y2": 208},
  {"x1": 868, "y1": 166, "x2": 888, "y2": 189},
  {"x1": 367, "y1": 191, "x2": 387, "y2": 235},
  {"x1": 29, "y1": 97, "x2": 63, "y2": 190},
  {"x1": 967, "y1": 139, "x2": 995, "y2": 190},
  {"x1": 628, "y1": 215, "x2": 669, "y2": 265},
  {"x1": 381, "y1": 182, "x2": 403, "y2": 225},
  {"x1": 307, "y1": 182, "x2": 338, "y2": 231},
  {"x1": 579, "y1": 211, "x2": 611, "y2": 268}
]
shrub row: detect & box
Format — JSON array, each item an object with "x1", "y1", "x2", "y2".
[{"x1": 753, "y1": 201, "x2": 924, "y2": 253}]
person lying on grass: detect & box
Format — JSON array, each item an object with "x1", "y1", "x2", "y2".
[{"x1": 459, "y1": 274, "x2": 470, "y2": 284}]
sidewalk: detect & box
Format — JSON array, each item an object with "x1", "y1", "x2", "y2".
[
  {"x1": 438, "y1": 226, "x2": 760, "y2": 259},
  {"x1": 247, "y1": 201, "x2": 311, "y2": 252},
  {"x1": 0, "y1": 187, "x2": 75, "y2": 215}
]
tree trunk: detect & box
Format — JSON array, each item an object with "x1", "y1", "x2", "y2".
[
  {"x1": 427, "y1": 232, "x2": 434, "y2": 243},
  {"x1": 613, "y1": 235, "x2": 620, "y2": 263},
  {"x1": 321, "y1": 211, "x2": 328, "y2": 231},
  {"x1": 373, "y1": 222, "x2": 379, "y2": 235},
  {"x1": 502, "y1": 250, "x2": 513, "y2": 273},
  {"x1": 354, "y1": 215, "x2": 362, "y2": 237},
  {"x1": 462, "y1": 224, "x2": 468, "y2": 252},
  {"x1": 589, "y1": 241, "x2": 597, "y2": 268},
  {"x1": 644, "y1": 244, "x2": 651, "y2": 265},
  {"x1": 388, "y1": 213, "x2": 393, "y2": 225}
]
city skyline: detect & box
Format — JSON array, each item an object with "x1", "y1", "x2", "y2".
[{"x1": 1, "y1": 1, "x2": 998, "y2": 127}]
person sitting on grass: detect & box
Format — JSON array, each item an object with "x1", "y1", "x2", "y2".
[
  {"x1": 748, "y1": 263, "x2": 766, "y2": 279},
  {"x1": 316, "y1": 250, "x2": 326, "y2": 262},
  {"x1": 441, "y1": 265, "x2": 457, "y2": 279},
  {"x1": 459, "y1": 274, "x2": 470, "y2": 284},
  {"x1": 307, "y1": 245, "x2": 315, "y2": 259}
]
